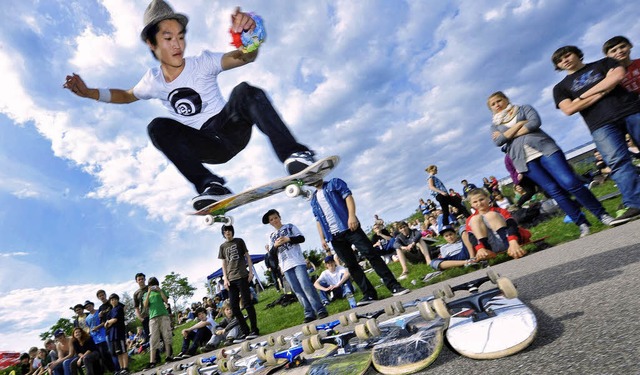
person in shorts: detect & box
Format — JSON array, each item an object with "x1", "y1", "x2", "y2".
[{"x1": 104, "y1": 294, "x2": 129, "y2": 375}]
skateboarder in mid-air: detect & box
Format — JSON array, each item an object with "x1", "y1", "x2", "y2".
[{"x1": 63, "y1": 0, "x2": 315, "y2": 209}]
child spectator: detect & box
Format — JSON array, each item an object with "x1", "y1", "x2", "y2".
[
  {"x1": 204, "y1": 302, "x2": 239, "y2": 350},
  {"x1": 394, "y1": 221, "x2": 436, "y2": 281},
  {"x1": 218, "y1": 225, "x2": 259, "y2": 340},
  {"x1": 493, "y1": 191, "x2": 513, "y2": 210},
  {"x1": 430, "y1": 226, "x2": 478, "y2": 271},
  {"x1": 177, "y1": 307, "x2": 217, "y2": 357},
  {"x1": 313, "y1": 256, "x2": 355, "y2": 306},
  {"x1": 19, "y1": 353, "x2": 30, "y2": 375},
  {"x1": 104, "y1": 294, "x2": 129, "y2": 375},
  {"x1": 309, "y1": 178, "x2": 409, "y2": 306},
  {"x1": 603, "y1": 36, "x2": 640, "y2": 94},
  {"x1": 84, "y1": 301, "x2": 115, "y2": 373},
  {"x1": 465, "y1": 189, "x2": 530, "y2": 261}
]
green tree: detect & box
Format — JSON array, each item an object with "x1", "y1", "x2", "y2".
[
  {"x1": 303, "y1": 248, "x2": 324, "y2": 267},
  {"x1": 162, "y1": 272, "x2": 197, "y2": 313},
  {"x1": 39, "y1": 317, "x2": 74, "y2": 341}
]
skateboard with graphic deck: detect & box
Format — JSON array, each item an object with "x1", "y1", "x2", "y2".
[
  {"x1": 192, "y1": 156, "x2": 339, "y2": 226},
  {"x1": 432, "y1": 269, "x2": 537, "y2": 359}
]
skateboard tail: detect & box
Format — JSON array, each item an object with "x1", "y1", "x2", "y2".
[{"x1": 372, "y1": 328, "x2": 444, "y2": 375}]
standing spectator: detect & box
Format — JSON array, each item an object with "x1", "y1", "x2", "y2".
[
  {"x1": 264, "y1": 245, "x2": 284, "y2": 292},
  {"x1": 104, "y1": 293, "x2": 129, "y2": 375},
  {"x1": 96, "y1": 290, "x2": 120, "y2": 373},
  {"x1": 603, "y1": 36, "x2": 640, "y2": 94},
  {"x1": 143, "y1": 277, "x2": 175, "y2": 368},
  {"x1": 71, "y1": 305, "x2": 89, "y2": 334},
  {"x1": 218, "y1": 225, "x2": 259, "y2": 340},
  {"x1": 68, "y1": 328, "x2": 103, "y2": 375},
  {"x1": 132, "y1": 273, "x2": 150, "y2": 342},
  {"x1": 309, "y1": 178, "x2": 409, "y2": 306},
  {"x1": 84, "y1": 301, "x2": 115, "y2": 373},
  {"x1": 263, "y1": 208, "x2": 328, "y2": 323},
  {"x1": 426, "y1": 165, "x2": 470, "y2": 227},
  {"x1": 551, "y1": 45, "x2": 640, "y2": 224}
]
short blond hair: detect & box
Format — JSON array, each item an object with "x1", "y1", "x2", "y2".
[{"x1": 425, "y1": 165, "x2": 438, "y2": 174}]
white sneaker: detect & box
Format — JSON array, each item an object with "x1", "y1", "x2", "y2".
[
  {"x1": 397, "y1": 272, "x2": 408, "y2": 281},
  {"x1": 599, "y1": 214, "x2": 615, "y2": 226},
  {"x1": 579, "y1": 223, "x2": 590, "y2": 238}
]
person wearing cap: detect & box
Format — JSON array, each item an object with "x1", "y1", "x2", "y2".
[
  {"x1": 84, "y1": 300, "x2": 115, "y2": 373},
  {"x1": 49, "y1": 330, "x2": 73, "y2": 375},
  {"x1": 263, "y1": 209, "x2": 328, "y2": 323},
  {"x1": 104, "y1": 294, "x2": 129, "y2": 375},
  {"x1": 63, "y1": 0, "x2": 316, "y2": 211},
  {"x1": 313, "y1": 255, "x2": 354, "y2": 306},
  {"x1": 218, "y1": 225, "x2": 259, "y2": 341},
  {"x1": 429, "y1": 226, "x2": 478, "y2": 273},
  {"x1": 309, "y1": 178, "x2": 410, "y2": 306}
]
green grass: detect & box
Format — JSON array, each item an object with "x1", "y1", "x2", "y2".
[{"x1": 125, "y1": 180, "x2": 625, "y2": 373}]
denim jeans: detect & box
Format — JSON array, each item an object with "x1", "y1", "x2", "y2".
[
  {"x1": 317, "y1": 280, "x2": 355, "y2": 303},
  {"x1": 63, "y1": 356, "x2": 78, "y2": 375},
  {"x1": 524, "y1": 151, "x2": 606, "y2": 225},
  {"x1": 284, "y1": 265, "x2": 327, "y2": 319},
  {"x1": 592, "y1": 117, "x2": 640, "y2": 209},
  {"x1": 147, "y1": 82, "x2": 310, "y2": 193}
]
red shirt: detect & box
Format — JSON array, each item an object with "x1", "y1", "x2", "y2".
[{"x1": 621, "y1": 59, "x2": 640, "y2": 94}]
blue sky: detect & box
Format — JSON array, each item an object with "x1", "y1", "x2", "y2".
[{"x1": 1, "y1": 0, "x2": 639, "y2": 351}]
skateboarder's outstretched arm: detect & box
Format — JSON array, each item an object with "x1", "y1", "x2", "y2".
[{"x1": 63, "y1": 73, "x2": 138, "y2": 104}]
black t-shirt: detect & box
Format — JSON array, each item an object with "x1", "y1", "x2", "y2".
[{"x1": 553, "y1": 57, "x2": 640, "y2": 132}]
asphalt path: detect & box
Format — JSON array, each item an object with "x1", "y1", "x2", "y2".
[{"x1": 146, "y1": 219, "x2": 640, "y2": 375}]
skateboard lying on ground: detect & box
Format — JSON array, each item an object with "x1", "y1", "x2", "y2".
[
  {"x1": 193, "y1": 156, "x2": 339, "y2": 225},
  {"x1": 432, "y1": 268, "x2": 538, "y2": 359}
]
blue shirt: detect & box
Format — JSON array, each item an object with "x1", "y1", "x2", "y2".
[
  {"x1": 86, "y1": 312, "x2": 107, "y2": 344},
  {"x1": 310, "y1": 178, "x2": 353, "y2": 242}
]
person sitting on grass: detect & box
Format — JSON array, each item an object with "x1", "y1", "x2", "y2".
[
  {"x1": 204, "y1": 302, "x2": 240, "y2": 350},
  {"x1": 177, "y1": 307, "x2": 216, "y2": 358},
  {"x1": 465, "y1": 188, "x2": 530, "y2": 261},
  {"x1": 393, "y1": 221, "x2": 436, "y2": 282},
  {"x1": 313, "y1": 256, "x2": 355, "y2": 306},
  {"x1": 430, "y1": 226, "x2": 479, "y2": 271}
]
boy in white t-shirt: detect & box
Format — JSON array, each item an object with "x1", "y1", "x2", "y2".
[
  {"x1": 314, "y1": 256, "x2": 355, "y2": 305},
  {"x1": 63, "y1": 0, "x2": 315, "y2": 210}
]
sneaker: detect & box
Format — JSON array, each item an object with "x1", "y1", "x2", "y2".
[
  {"x1": 397, "y1": 272, "x2": 409, "y2": 281},
  {"x1": 284, "y1": 150, "x2": 316, "y2": 175},
  {"x1": 391, "y1": 286, "x2": 411, "y2": 296},
  {"x1": 610, "y1": 207, "x2": 640, "y2": 226},
  {"x1": 175, "y1": 352, "x2": 185, "y2": 358},
  {"x1": 599, "y1": 214, "x2": 616, "y2": 226},
  {"x1": 120, "y1": 369, "x2": 130, "y2": 375},
  {"x1": 191, "y1": 182, "x2": 234, "y2": 210},
  {"x1": 246, "y1": 330, "x2": 259, "y2": 340},
  {"x1": 303, "y1": 316, "x2": 316, "y2": 324},
  {"x1": 422, "y1": 271, "x2": 442, "y2": 282},
  {"x1": 579, "y1": 223, "x2": 590, "y2": 238},
  {"x1": 322, "y1": 300, "x2": 330, "y2": 306},
  {"x1": 144, "y1": 363, "x2": 156, "y2": 370},
  {"x1": 356, "y1": 296, "x2": 376, "y2": 306},
  {"x1": 318, "y1": 311, "x2": 329, "y2": 319},
  {"x1": 165, "y1": 356, "x2": 176, "y2": 362}
]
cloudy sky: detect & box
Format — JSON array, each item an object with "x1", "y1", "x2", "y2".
[{"x1": 1, "y1": 0, "x2": 638, "y2": 351}]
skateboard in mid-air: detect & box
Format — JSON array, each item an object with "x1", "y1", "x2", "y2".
[
  {"x1": 431, "y1": 268, "x2": 538, "y2": 359},
  {"x1": 192, "y1": 156, "x2": 339, "y2": 226}
]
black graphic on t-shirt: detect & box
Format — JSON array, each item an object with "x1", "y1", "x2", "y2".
[{"x1": 168, "y1": 87, "x2": 202, "y2": 116}]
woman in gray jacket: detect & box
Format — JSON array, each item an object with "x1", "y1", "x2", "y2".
[{"x1": 488, "y1": 91, "x2": 614, "y2": 237}]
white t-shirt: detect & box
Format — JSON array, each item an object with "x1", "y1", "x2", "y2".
[
  {"x1": 316, "y1": 189, "x2": 340, "y2": 234},
  {"x1": 317, "y1": 265, "x2": 348, "y2": 286},
  {"x1": 269, "y1": 223, "x2": 307, "y2": 272},
  {"x1": 133, "y1": 50, "x2": 226, "y2": 129}
]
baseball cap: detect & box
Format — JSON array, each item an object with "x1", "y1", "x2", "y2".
[
  {"x1": 83, "y1": 300, "x2": 94, "y2": 308},
  {"x1": 324, "y1": 255, "x2": 336, "y2": 263},
  {"x1": 440, "y1": 225, "x2": 456, "y2": 235},
  {"x1": 53, "y1": 329, "x2": 65, "y2": 337}
]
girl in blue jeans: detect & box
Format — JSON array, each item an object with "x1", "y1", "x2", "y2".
[{"x1": 488, "y1": 91, "x2": 615, "y2": 237}]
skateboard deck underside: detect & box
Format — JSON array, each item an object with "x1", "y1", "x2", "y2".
[
  {"x1": 446, "y1": 296, "x2": 537, "y2": 359},
  {"x1": 371, "y1": 317, "x2": 444, "y2": 375},
  {"x1": 270, "y1": 344, "x2": 337, "y2": 375},
  {"x1": 194, "y1": 156, "x2": 339, "y2": 216},
  {"x1": 307, "y1": 350, "x2": 371, "y2": 375}
]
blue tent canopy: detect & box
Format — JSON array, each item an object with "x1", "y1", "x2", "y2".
[{"x1": 207, "y1": 254, "x2": 266, "y2": 280}]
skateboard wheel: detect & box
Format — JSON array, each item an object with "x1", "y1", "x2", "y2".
[
  {"x1": 393, "y1": 300, "x2": 405, "y2": 314},
  {"x1": 196, "y1": 358, "x2": 205, "y2": 366},
  {"x1": 173, "y1": 363, "x2": 183, "y2": 371},
  {"x1": 365, "y1": 319, "x2": 381, "y2": 337},
  {"x1": 256, "y1": 346, "x2": 268, "y2": 361},
  {"x1": 487, "y1": 268, "x2": 499, "y2": 284},
  {"x1": 266, "y1": 335, "x2": 275, "y2": 346},
  {"x1": 497, "y1": 277, "x2": 518, "y2": 299},
  {"x1": 310, "y1": 334, "x2": 323, "y2": 350},
  {"x1": 418, "y1": 301, "x2": 436, "y2": 320},
  {"x1": 384, "y1": 304, "x2": 395, "y2": 316},
  {"x1": 187, "y1": 367, "x2": 198, "y2": 375},
  {"x1": 241, "y1": 341, "x2": 252, "y2": 354},
  {"x1": 265, "y1": 349, "x2": 278, "y2": 366},
  {"x1": 204, "y1": 215, "x2": 215, "y2": 226},
  {"x1": 285, "y1": 184, "x2": 301, "y2": 198},
  {"x1": 218, "y1": 359, "x2": 228, "y2": 372},
  {"x1": 302, "y1": 338, "x2": 315, "y2": 354},
  {"x1": 355, "y1": 323, "x2": 369, "y2": 340},
  {"x1": 339, "y1": 314, "x2": 350, "y2": 326},
  {"x1": 348, "y1": 312, "x2": 359, "y2": 324},
  {"x1": 433, "y1": 298, "x2": 450, "y2": 319},
  {"x1": 302, "y1": 324, "x2": 311, "y2": 336},
  {"x1": 442, "y1": 284, "x2": 454, "y2": 299},
  {"x1": 276, "y1": 335, "x2": 287, "y2": 346},
  {"x1": 222, "y1": 216, "x2": 233, "y2": 226}
]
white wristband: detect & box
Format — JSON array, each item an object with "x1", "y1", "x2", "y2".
[{"x1": 98, "y1": 88, "x2": 111, "y2": 103}]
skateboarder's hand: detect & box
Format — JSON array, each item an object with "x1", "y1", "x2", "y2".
[
  {"x1": 63, "y1": 73, "x2": 91, "y2": 98},
  {"x1": 230, "y1": 7, "x2": 256, "y2": 33}
]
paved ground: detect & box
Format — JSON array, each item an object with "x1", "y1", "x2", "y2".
[{"x1": 150, "y1": 219, "x2": 640, "y2": 375}]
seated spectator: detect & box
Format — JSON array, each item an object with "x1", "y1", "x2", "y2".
[
  {"x1": 426, "y1": 216, "x2": 439, "y2": 236},
  {"x1": 204, "y1": 302, "x2": 239, "y2": 350},
  {"x1": 43, "y1": 339, "x2": 59, "y2": 375},
  {"x1": 69, "y1": 327, "x2": 103, "y2": 375},
  {"x1": 48, "y1": 330, "x2": 70, "y2": 375},
  {"x1": 185, "y1": 308, "x2": 195, "y2": 321},
  {"x1": 627, "y1": 134, "x2": 640, "y2": 160},
  {"x1": 19, "y1": 353, "x2": 31, "y2": 375},
  {"x1": 26, "y1": 347, "x2": 38, "y2": 375},
  {"x1": 465, "y1": 188, "x2": 530, "y2": 261},
  {"x1": 373, "y1": 214, "x2": 385, "y2": 226},
  {"x1": 449, "y1": 188, "x2": 462, "y2": 199},
  {"x1": 177, "y1": 307, "x2": 216, "y2": 358},
  {"x1": 31, "y1": 348, "x2": 49, "y2": 375},
  {"x1": 430, "y1": 226, "x2": 478, "y2": 271},
  {"x1": 394, "y1": 221, "x2": 437, "y2": 281},
  {"x1": 314, "y1": 256, "x2": 355, "y2": 306},
  {"x1": 305, "y1": 258, "x2": 317, "y2": 275},
  {"x1": 492, "y1": 191, "x2": 513, "y2": 210}
]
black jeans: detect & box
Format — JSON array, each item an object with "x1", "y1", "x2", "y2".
[
  {"x1": 435, "y1": 193, "x2": 470, "y2": 226},
  {"x1": 147, "y1": 82, "x2": 310, "y2": 193},
  {"x1": 331, "y1": 227, "x2": 402, "y2": 299},
  {"x1": 228, "y1": 277, "x2": 258, "y2": 335},
  {"x1": 181, "y1": 328, "x2": 212, "y2": 355}
]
